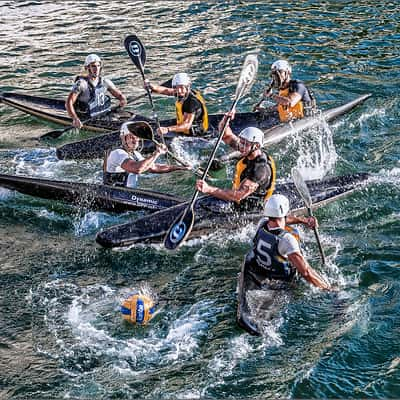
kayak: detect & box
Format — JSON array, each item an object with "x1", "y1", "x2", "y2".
[
  {"x1": 0, "y1": 91, "x2": 135, "y2": 133},
  {"x1": 56, "y1": 93, "x2": 371, "y2": 160},
  {"x1": 237, "y1": 256, "x2": 294, "y2": 336},
  {"x1": 0, "y1": 174, "x2": 184, "y2": 212},
  {"x1": 95, "y1": 172, "x2": 370, "y2": 249},
  {"x1": 0, "y1": 90, "x2": 278, "y2": 142}
]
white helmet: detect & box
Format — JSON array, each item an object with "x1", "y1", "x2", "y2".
[
  {"x1": 84, "y1": 54, "x2": 102, "y2": 67},
  {"x1": 271, "y1": 59, "x2": 292, "y2": 73},
  {"x1": 238, "y1": 127, "x2": 264, "y2": 146},
  {"x1": 172, "y1": 72, "x2": 191, "y2": 87},
  {"x1": 264, "y1": 194, "x2": 290, "y2": 218},
  {"x1": 120, "y1": 122, "x2": 133, "y2": 137}
]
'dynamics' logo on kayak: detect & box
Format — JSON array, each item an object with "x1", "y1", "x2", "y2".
[
  {"x1": 129, "y1": 41, "x2": 141, "y2": 58},
  {"x1": 169, "y1": 221, "x2": 187, "y2": 244}
]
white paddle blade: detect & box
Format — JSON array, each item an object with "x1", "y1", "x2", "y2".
[
  {"x1": 235, "y1": 54, "x2": 258, "y2": 99},
  {"x1": 291, "y1": 167, "x2": 312, "y2": 208}
]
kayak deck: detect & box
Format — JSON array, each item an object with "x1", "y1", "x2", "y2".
[
  {"x1": 0, "y1": 91, "x2": 135, "y2": 133},
  {"x1": 56, "y1": 94, "x2": 371, "y2": 160},
  {"x1": 95, "y1": 173, "x2": 370, "y2": 248}
]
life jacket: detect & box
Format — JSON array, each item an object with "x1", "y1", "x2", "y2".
[
  {"x1": 102, "y1": 149, "x2": 140, "y2": 188},
  {"x1": 75, "y1": 76, "x2": 112, "y2": 118},
  {"x1": 277, "y1": 80, "x2": 316, "y2": 122},
  {"x1": 251, "y1": 224, "x2": 300, "y2": 281},
  {"x1": 232, "y1": 152, "x2": 276, "y2": 205},
  {"x1": 175, "y1": 90, "x2": 209, "y2": 135}
]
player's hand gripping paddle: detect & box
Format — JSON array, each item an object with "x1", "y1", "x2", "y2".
[{"x1": 163, "y1": 54, "x2": 259, "y2": 250}]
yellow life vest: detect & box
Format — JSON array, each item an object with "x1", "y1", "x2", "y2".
[
  {"x1": 277, "y1": 87, "x2": 304, "y2": 123},
  {"x1": 175, "y1": 90, "x2": 209, "y2": 134},
  {"x1": 232, "y1": 153, "x2": 276, "y2": 202}
]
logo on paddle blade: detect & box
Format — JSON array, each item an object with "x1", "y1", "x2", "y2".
[
  {"x1": 169, "y1": 221, "x2": 187, "y2": 244},
  {"x1": 129, "y1": 41, "x2": 141, "y2": 57}
]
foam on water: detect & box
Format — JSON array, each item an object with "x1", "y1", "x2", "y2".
[
  {"x1": 0, "y1": 187, "x2": 14, "y2": 199},
  {"x1": 33, "y1": 280, "x2": 221, "y2": 377},
  {"x1": 72, "y1": 211, "x2": 117, "y2": 237},
  {"x1": 293, "y1": 121, "x2": 337, "y2": 180},
  {"x1": 206, "y1": 335, "x2": 254, "y2": 388}
]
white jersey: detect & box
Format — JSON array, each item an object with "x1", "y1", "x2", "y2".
[{"x1": 106, "y1": 148, "x2": 144, "y2": 188}]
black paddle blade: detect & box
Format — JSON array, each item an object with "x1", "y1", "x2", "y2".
[
  {"x1": 126, "y1": 121, "x2": 154, "y2": 141},
  {"x1": 124, "y1": 35, "x2": 146, "y2": 73},
  {"x1": 164, "y1": 206, "x2": 195, "y2": 250}
]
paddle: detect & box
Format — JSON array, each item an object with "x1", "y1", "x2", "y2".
[
  {"x1": 252, "y1": 79, "x2": 274, "y2": 112},
  {"x1": 126, "y1": 121, "x2": 208, "y2": 179},
  {"x1": 291, "y1": 167, "x2": 326, "y2": 265},
  {"x1": 124, "y1": 34, "x2": 168, "y2": 149},
  {"x1": 163, "y1": 54, "x2": 259, "y2": 250}
]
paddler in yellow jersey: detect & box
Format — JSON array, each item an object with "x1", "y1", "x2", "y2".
[
  {"x1": 196, "y1": 113, "x2": 275, "y2": 210},
  {"x1": 259, "y1": 60, "x2": 316, "y2": 123},
  {"x1": 146, "y1": 72, "x2": 208, "y2": 136}
]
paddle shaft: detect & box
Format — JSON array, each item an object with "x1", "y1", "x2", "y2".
[
  {"x1": 305, "y1": 205, "x2": 326, "y2": 264},
  {"x1": 253, "y1": 80, "x2": 273, "y2": 111},
  {"x1": 40, "y1": 102, "x2": 123, "y2": 139},
  {"x1": 150, "y1": 135, "x2": 205, "y2": 179},
  {"x1": 187, "y1": 92, "x2": 245, "y2": 208},
  {"x1": 133, "y1": 56, "x2": 167, "y2": 147}
]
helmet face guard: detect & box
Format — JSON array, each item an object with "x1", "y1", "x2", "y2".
[
  {"x1": 270, "y1": 60, "x2": 291, "y2": 89},
  {"x1": 271, "y1": 69, "x2": 288, "y2": 89}
]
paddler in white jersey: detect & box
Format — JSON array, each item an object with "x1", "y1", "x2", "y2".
[
  {"x1": 246, "y1": 194, "x2": 331, "y2": 290},
  {"x1": 103, "y1": 122, "x2": 189, "y2": 188},
  {"x1": 66, "y1": 54, "x2": 127, "y2": 129}
]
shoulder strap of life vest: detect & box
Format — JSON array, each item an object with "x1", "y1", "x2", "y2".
[
  {"x1": 264, "y1": 154, "x2": 276, "y2": 201},
  {"x1": 232, "y1": 157, "x2": 247, "y2": 190},
  {"x1": 192, "y1": 89, "x2": 209, "y2": 132},
  {"x1": 232, "y1": 153, "x2": 276, "y2": 199}
]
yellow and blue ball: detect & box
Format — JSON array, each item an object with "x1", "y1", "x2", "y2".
[{"x1": 120, "y1": 293, "x2": 155, "y2": 325}]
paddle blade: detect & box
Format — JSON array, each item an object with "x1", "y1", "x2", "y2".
[
  {"x1": 235, "y1": 54, "x2": 258, "y2": 99},
  {"x1": 124, "y1": 34, "x2": 147, "y2": 73},
  {"x1": 164, "y1": 206, "x2": 195, "y2": 250},
  {"x1": 126, "y1": 121, "x2": 154, "y2": 141},
  {"x1": 291, "y1": 167, "x2": 312, "y2": 208}
]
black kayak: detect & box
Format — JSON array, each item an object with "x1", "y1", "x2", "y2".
[
  {"x1": 56, "y1": 93, "x2": 371, "y2": 160},
  {"x1": 95, "y1": 172, "x2": 370, "y2": 249},
  {"x1": 0, "y1": 90, "x2": 279, "y2": 143},
  {"x1": 0, "y1": 174, "x2": 184, "y2": 213},
  {"x1": 0, "y1": 91, "x2": 136, "y2": 133},
  {"x1": 237, "y1": 257, "x2": 295, "y2": 336}
]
